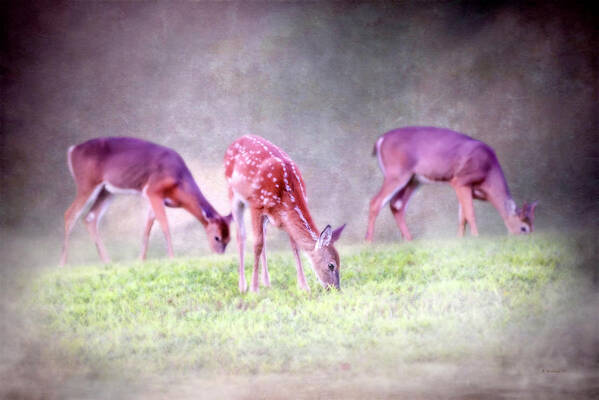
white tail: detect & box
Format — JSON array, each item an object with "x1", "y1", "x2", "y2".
[
  {"x1": 366, "y1": 127, "x2": 537, "y2": 241},
  {"x1": 60, "y1": 137, "x2": 232, "y2": 266},
  {"x1": 224, "y1": 135, "x2": 345, "y2": 293}
]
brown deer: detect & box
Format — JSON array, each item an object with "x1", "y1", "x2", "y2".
[
  {"x1": 60, "y1": 137, "x2": 232, "y2": 266},
  {"x1": 225, "y1": 135, "x2": 345, "y2": 293},
  {"x1": 365, "y1": 127, "x2": 537, "y2": 241}
]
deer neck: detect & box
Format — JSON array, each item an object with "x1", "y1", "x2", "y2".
[
  {"x1": 181, "y1": 178, "x2": 220, "y2": 226},
  {"x1": 281, "y1": 201, "x2": 319, "y2": 252},
  {"x1": 485, "y1": 167, "x2": 516, "y2": 222}
]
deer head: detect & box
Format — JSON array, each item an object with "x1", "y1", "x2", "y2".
[
  {"x1": 309, "y1": 224, "x2": 346, "y2": 290},
  {"x1": 506, "y1": 201, "x2": 538, "y2": 234},
  {"x1": 205, "y1": 213, "x2": 233, "y2": 253}
]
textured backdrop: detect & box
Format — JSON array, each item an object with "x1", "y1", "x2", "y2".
[{"x1": 2, "y1": 1, "x2": 597, "y2": 263}]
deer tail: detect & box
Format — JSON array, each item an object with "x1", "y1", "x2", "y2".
[
  {"x1": 67, "y1": 145, "x2": 76, "y2": 179},
  {"x1": 373, "y1": 135, "x2": 386, "y2": 174}
]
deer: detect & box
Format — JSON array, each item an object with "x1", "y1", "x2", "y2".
[
  {"x1": 365, "y1": 127, "x2": 537, "y2": 242},
  {"x1": 224, "y1": 135, "x2": 345, "y2": 293},
  {"x1": 59, "y1": 137, "x2": 232, "y2": 266}
]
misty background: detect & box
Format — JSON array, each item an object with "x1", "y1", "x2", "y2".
[
  {"x1": 0, "y1": 1, "x2": 597, "y2": 398},
  {"x1": 2, "y1": 1, "x2": 597, "y2": 265}
]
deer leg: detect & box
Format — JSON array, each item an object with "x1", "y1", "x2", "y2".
[
  {"x1": 84, "y1": 189, "x2": 113, "y2": 264},
  {"x1": 232, "y1": 197, "x2": 247, "y2": 293},
  {"x1": 146, "y1": 192, "x2": 174, "y2": 258},
  {"x1": 389, "y1": 181, "x2": 418, "y2": 241},
  {"x1": 366, "y1": 174, "x2": 413, "y2": 242},
  {"x1": 60, "y1": 183, "x2": 104, "y2": 266},
  {"x1": 140, "y1": 207, "x2": 155, "y2": 261},
  {"x1": 466, "y1": 193, "x2": 479, "y2": 237},
  {"x1": 260, "y1": 217, "x2": 271, "y2": 287},
  {"x1": 454, "y1": 185, "x2": 479, "y2": 237},
  {"x1": 249, "y1": 211, "x2": 265, "y2": 293},
  {"x1": 290, "y1": 237, "x2": 310, "y2": 291},
  {"x1": 457, "y1": 204, "x2": 467, "y2": 237}
]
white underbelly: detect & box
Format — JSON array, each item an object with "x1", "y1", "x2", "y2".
[
  {"x1": 415, "y1": 174, "x2": 436, "y2": 184},
  {"x1": 104, "y1": 182, "x2": 141, "y2": 195}
]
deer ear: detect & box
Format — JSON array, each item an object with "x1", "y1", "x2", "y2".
[
  {"x1": 527, "y1": 201, "x2": 538, "y2": 218},
  {"x1": 315, "y1": 225, "x2": 332, "y2": 250},
  {"x1": 331, "y1": 223, "x2": 346, "y2": 243},
  {"x1": 517, "y1": 202, "x2": 527, "y2": 218},
  {"x1": 223, "y1": 213, "x2": 233, "y2": 225}
]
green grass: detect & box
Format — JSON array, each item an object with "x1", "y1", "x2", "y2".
[{"x1": 27, "y1": 232, "x2": 592, "y2": 376}]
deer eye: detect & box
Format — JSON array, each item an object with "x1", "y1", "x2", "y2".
[
  {"x1": 328, "y1": 263, "x2": 335, "y2": 271},
  {"x1": 214, "y1": 236, "x2": 220, "y2": 242}
]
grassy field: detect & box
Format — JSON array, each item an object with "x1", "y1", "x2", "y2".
[{"x1": 24, "y1": 231, "x2": 597, "y2": 388}]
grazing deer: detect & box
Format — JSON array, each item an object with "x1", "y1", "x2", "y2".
[
  {"x1": 365, "y1": 127, "x2": 537, "y2": 241},
  {"x1": 60, "y1": 137, "x2": 232, "y2": 266},
  {"x1": 225, "y1": 135, "x2": 345, "y2": 293}
]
